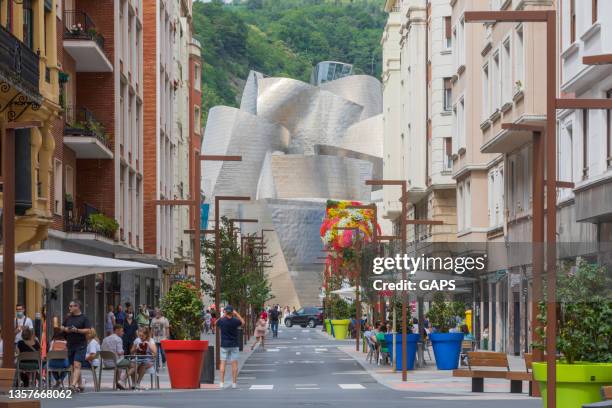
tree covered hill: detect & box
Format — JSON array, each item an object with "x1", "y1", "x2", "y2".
[{"x1": 193, "y1": 0, "x2": 386, "y2": 122}]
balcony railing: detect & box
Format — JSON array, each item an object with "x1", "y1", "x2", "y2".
[
  {"x1": 64, "y1": 106, "x2": 111, "y2": 150},
  {"x1": 63, "y1": 10, "x2": 105, "y2": 51},
  {"x1": 65, "y1": 202, "x2": 117, "y2": 240},
  {"x1": 0, "y1": 24, "x2": 40, "y2": 98}
]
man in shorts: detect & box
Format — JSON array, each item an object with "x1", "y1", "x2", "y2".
[
  {"x1": 61, "y1": 299, "x2": 91, "y2": 392},
  {"x1": 215, "y1": 305, "x2": 244, "y2": 389}
]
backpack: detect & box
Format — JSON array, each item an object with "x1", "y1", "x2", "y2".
[{"x1": 270, "y1": 309, "x2": 279, "y2": 321}]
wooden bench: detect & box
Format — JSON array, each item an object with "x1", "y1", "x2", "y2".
[
  {"x1": 452, "y1": 351, "x2": 531, "y2": 393},
  {"x1": 0, "y1": 400, "x2": 40, "y2": 408},
  {"x1": 506, "y1": 352, "x2": 533, "y2": 395}
]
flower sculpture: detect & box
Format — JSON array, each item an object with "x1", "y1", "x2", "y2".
[{"x1": 320, "y1": 200, "x2": 379, "y2": 276}]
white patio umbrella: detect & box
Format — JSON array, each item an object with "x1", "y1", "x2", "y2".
[
  {"x1": 0, "y1": 249, "x2": 156, "y2": 290},
  {"x1": 330, "y1": 286, "x2": 364, "y2": 297}
]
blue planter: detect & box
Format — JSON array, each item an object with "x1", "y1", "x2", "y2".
[
  {"x1": 429, "y1": 332, "x2": 464, "y2": 370},
  {"x1": 384, "y1": 333, "x2": 420, "y2": 370}
]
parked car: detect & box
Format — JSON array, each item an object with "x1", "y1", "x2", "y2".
[{"x1": 284, "y1": 307, "x2": 324, "y2": 328}]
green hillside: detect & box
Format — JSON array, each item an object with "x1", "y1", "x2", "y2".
[{"x1": 192, "y1": 0, "x2": 386, "y2": 123}]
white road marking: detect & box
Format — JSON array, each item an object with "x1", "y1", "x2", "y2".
[
  {"x1": 338, "y1": 384, "x2": 366, "y2": 390},
  {"x1": 302, "y1": 330, "x2": 310, "y2": 332},
  {"x1": 339, "y1": 358, "x2": 355, "y2": 361},
  {"x1": 295, "y1": 384, "x2": 318, "y2": 386},
  {"x1": 266, "y1": 348, "x2": 280, "y2": 352},
  {"x1": 296, "y1": 352, "x2": 301, "y2": 355},
  {"x1": 237, "y1": 376, "x2": 256, "y2": 380},
  {"x1": 250, "y1": 385, "x2": 274, "y2": 390},
  {"x1": 240, "y1": 369, "x2": 276, "y2": 372},
  {"x1": 332, "y1": 371, "x2": 369, "y2": 375},
  {"x1": 404, "y1": 396, "x2": 534, "y2": 401},
  {"x1": 315, "y1": 348, "x2": 328, "y2": 352},
  {"x1": 243, "y1": 363, "x2": 276, "y2": 366},
  {"x1": 296, "y1": 387, "x2": 320, "y2": 390}
]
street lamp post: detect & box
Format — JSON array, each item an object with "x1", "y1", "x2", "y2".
[
  {"x1": 214, "y1": 196, "x2": 250, "y2": 368},
  {"x1": 365, "y1": 180, "x2": 408, "y2": 381}
]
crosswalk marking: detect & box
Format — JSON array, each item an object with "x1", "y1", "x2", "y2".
[
  {"x1": 266, "y1": 348, "x2": 280, "y2": 352},
  {"x1": 295, "y1": 384, "x2": 318, "y2": 386},
  {"x1": 315, "y1": 348, "x2": 328, "y2": 352},
  {"x1": 250, "y1": 385, "x2": 274, "y2": 390},
  {"x1": 237, "y1": 376, "x2": 256, "y2": 380},
  {"x1": 338, "y1": 384, "x2": 366, "y2": 390},
  {"x1": 240, "y1": 369, "x2": 276, "y2": 372}
]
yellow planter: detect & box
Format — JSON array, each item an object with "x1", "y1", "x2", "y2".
[{"x1": 330, "y1": 319, "x2": 350, "y2": 339}]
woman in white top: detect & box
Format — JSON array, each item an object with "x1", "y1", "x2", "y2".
[
  {"x1": 83, "y1": 329, "x2": 101, "y2": 369},
  {"x1": 282, "y1": 306, "x2": 290, "y2": 326}
]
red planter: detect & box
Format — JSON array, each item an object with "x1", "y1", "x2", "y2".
[{"x1": 161, "y1": 340, "x2": 208, "y2": 389}]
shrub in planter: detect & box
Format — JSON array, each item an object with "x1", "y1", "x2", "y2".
[
  {"x1": 427, "y1": 292, "x2": 465, "y2": 370},
  {"x1": 328, "y1": 295, "x2": 351, "y2": 339},
  {"x1": 87, "y1": 213, "x2": 119, "y2": 239},
  {"x1": 532, "y1": 261, "x2": 612, "y2": 408},
  {"x1": 160, "y1": 281, "x2": 208, "y2": 389}
]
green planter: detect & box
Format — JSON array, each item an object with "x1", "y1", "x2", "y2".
[
  {"x1": 532, "y1": 362, "x2": 612, "y2": 408},
  {"x1": 325, "y1": 319, "x2": 331, "y2": 334},
  {"x1": 330, "y1": 319, "x2": 350, "y2": 339}
]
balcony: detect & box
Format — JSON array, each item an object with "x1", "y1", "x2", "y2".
[
  {"x1": 64, "y1": 107, "x2": 113, "y2": 159},
  {"x1": 0, "y1": 24, "x2": 41, "y2": 102},
  {"x1": 63, "y1": 10, "x2": 113, "y2": 72},
  {"x1": 64, "y1": 203, "x2": 118, "y2": 251}
]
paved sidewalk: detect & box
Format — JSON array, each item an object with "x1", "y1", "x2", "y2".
[
  {"x1": 76, "y1": 332, "x2": 256, "y2": 393},
  {"x1": 318, "y1": 330, "x2": 537, "y2": 400}
]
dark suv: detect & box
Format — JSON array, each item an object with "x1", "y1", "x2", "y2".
[{"x1": 284, "y1": 307, "x2": 324, "y2": 328}]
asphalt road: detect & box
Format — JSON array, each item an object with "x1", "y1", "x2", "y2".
[{"x1": 41, "y1": 326, "x2": 541, "y2": 408}]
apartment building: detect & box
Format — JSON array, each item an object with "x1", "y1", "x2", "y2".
[
  {"x1": 188, "y1": 37, "x2": 202, "y2": 278},
  {"x1": 40, "y1": 0, "x2": 163, "y2": 335},
  {"x1": 143, "y1": 0, "x2": 198, "y2": 281},
  {"x1": 557, "y1": 0, "x2": 612, "y2": 248},
  {"x1": 381, "y1": 1, "x2": 403, "y2": 227},
  {"x1": 0, "y1": 0, "x2": 61, "y2": 317}
]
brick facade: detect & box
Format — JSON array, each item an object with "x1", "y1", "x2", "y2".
[{"x1": 142, "y1": 2, "x2": 158, "y2": 254}]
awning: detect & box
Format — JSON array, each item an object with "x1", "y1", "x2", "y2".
[{"x1": 0, "y1": 249, "x2": 156, "y2": 289}]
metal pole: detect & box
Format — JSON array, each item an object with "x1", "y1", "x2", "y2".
[
  {"x1": 194, "y1": 151, "x2": 201, "y2": 290},
  {"x1": 2, "y1": 127, "x2": 15, "y2": 368},
  {"x1": 401, "y1": 182, "x2": 407, "y2": 382},
  {"x1": 545, "y1": 11, "x2": 557, "y2": 408},
  {"x1": 214, "y1": 197, "x2": 221, "y2": 369},
  {"x1": 532, "y1": 130, "x2": 544, "y2": 396}
]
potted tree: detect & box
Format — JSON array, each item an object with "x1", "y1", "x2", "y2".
[
  {"x1": 160, "y1": 281, "x2": 207, "y2": 389},
  {"x1": 427, "y1": 292, "x2": 465, "y2": 370},
  {"x1": 384, "y1": 299, "x2": 420, "y2": 370},
  {"x1": 532, "y1": 260, "x2": 612, "y2": 408},
  {"x1": 329, "y1": 295, "x2": 351, "y2": 340}
]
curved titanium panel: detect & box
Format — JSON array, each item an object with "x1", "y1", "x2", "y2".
[
  {"x1": 320, "y1": 75, "x2": 383, "y2": 120},
  {"x1": 340, "y1": 113, "x2": 383, "y2": 157},
  {"x1": 256, "y1": 77, "x2": 364, "y2": 154}
]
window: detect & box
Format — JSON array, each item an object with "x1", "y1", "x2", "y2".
[
  {"x1": 194, "y1": 106, "x2": 201, "y2": 133},
  {"x1": 558, "y1": 123, "x2": 574, "y2": 201},
  {"x1": 194, "y1": 64, "x2": 201, "y2": 91},
  {"x1": 444, "y1": 16, "x2": 452, "y2": 49},
  {"x1": 591, "y1": 0, "x2": 597, "y2": 24},
  {"x1": 23, "y1": 0, "x2": 34, "y2": 49},
  {"x1": 482, "y1": 64, "x2": 490, "y2": 119},
  {"x1": 488, "y1": 171, "x2": 495, "y2": 227},
  {"x1": 444, "y1": 138, "x2": 452, "y2": 171},
  {"x1": 53, "y1": 159, "x2": 62, "y2": 215},
  {"x1": 515, "y1": 26, "x2": 524, "y2": 91},
  {"x1": 465, "y1": 181, "x2": 471, "y2": 229},
  {"x1": 492, "y1": 52, "x2": 501, "y2": 111},
  {"x1": 65, "y1": 165, "x2": 74, "y2": 200},
  {"x1": 457, "y1": 184, "x2": 464, "y2": 231},
  {"x1": 582, "y1": 110, "x2": 589, "y2": 179},
  {"x1": 570, "y1": 0, "x2": 576, "y2": 43},
  {"x1": 459, "y1": 18, "x2": 465, "y2": 67},
  {"x1": 459, "y1": 98, "x2": 465, "y2": 149},
  {"x1": 443, "y1": 78, "x2": 452, "y2": 111},
  {"x1": 502, "y1": 39, "x2": 512, "y2": 104}
]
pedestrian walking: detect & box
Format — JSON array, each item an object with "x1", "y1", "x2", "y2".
[
  {"x1": 251, "y1": 312, "x2": 267, "y2": 350},
  {"x1": 122, "y1": 310, "x2": 139, "y2": 355},
  {"x1": 136, "y1": 305, "x2": 150, "y2": 328},
  {"x1": 269, "y1": 305, "x2": 279, "y2": 338},
  {"x1": 150, "y1": 308, "x2": 169, "y2": 369},
  {"x1": 61, "y1": 299, "x2": 92, "y2": 392},
  {"x1": 215, "y1": 305, "x2": 244, "y2": 389},
  {"x1": 115, "y1": 304, "x2": 126, "y2": 325},
  {"x1": 106, "y1": 305, "x2": 116, "y2": 336}
]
